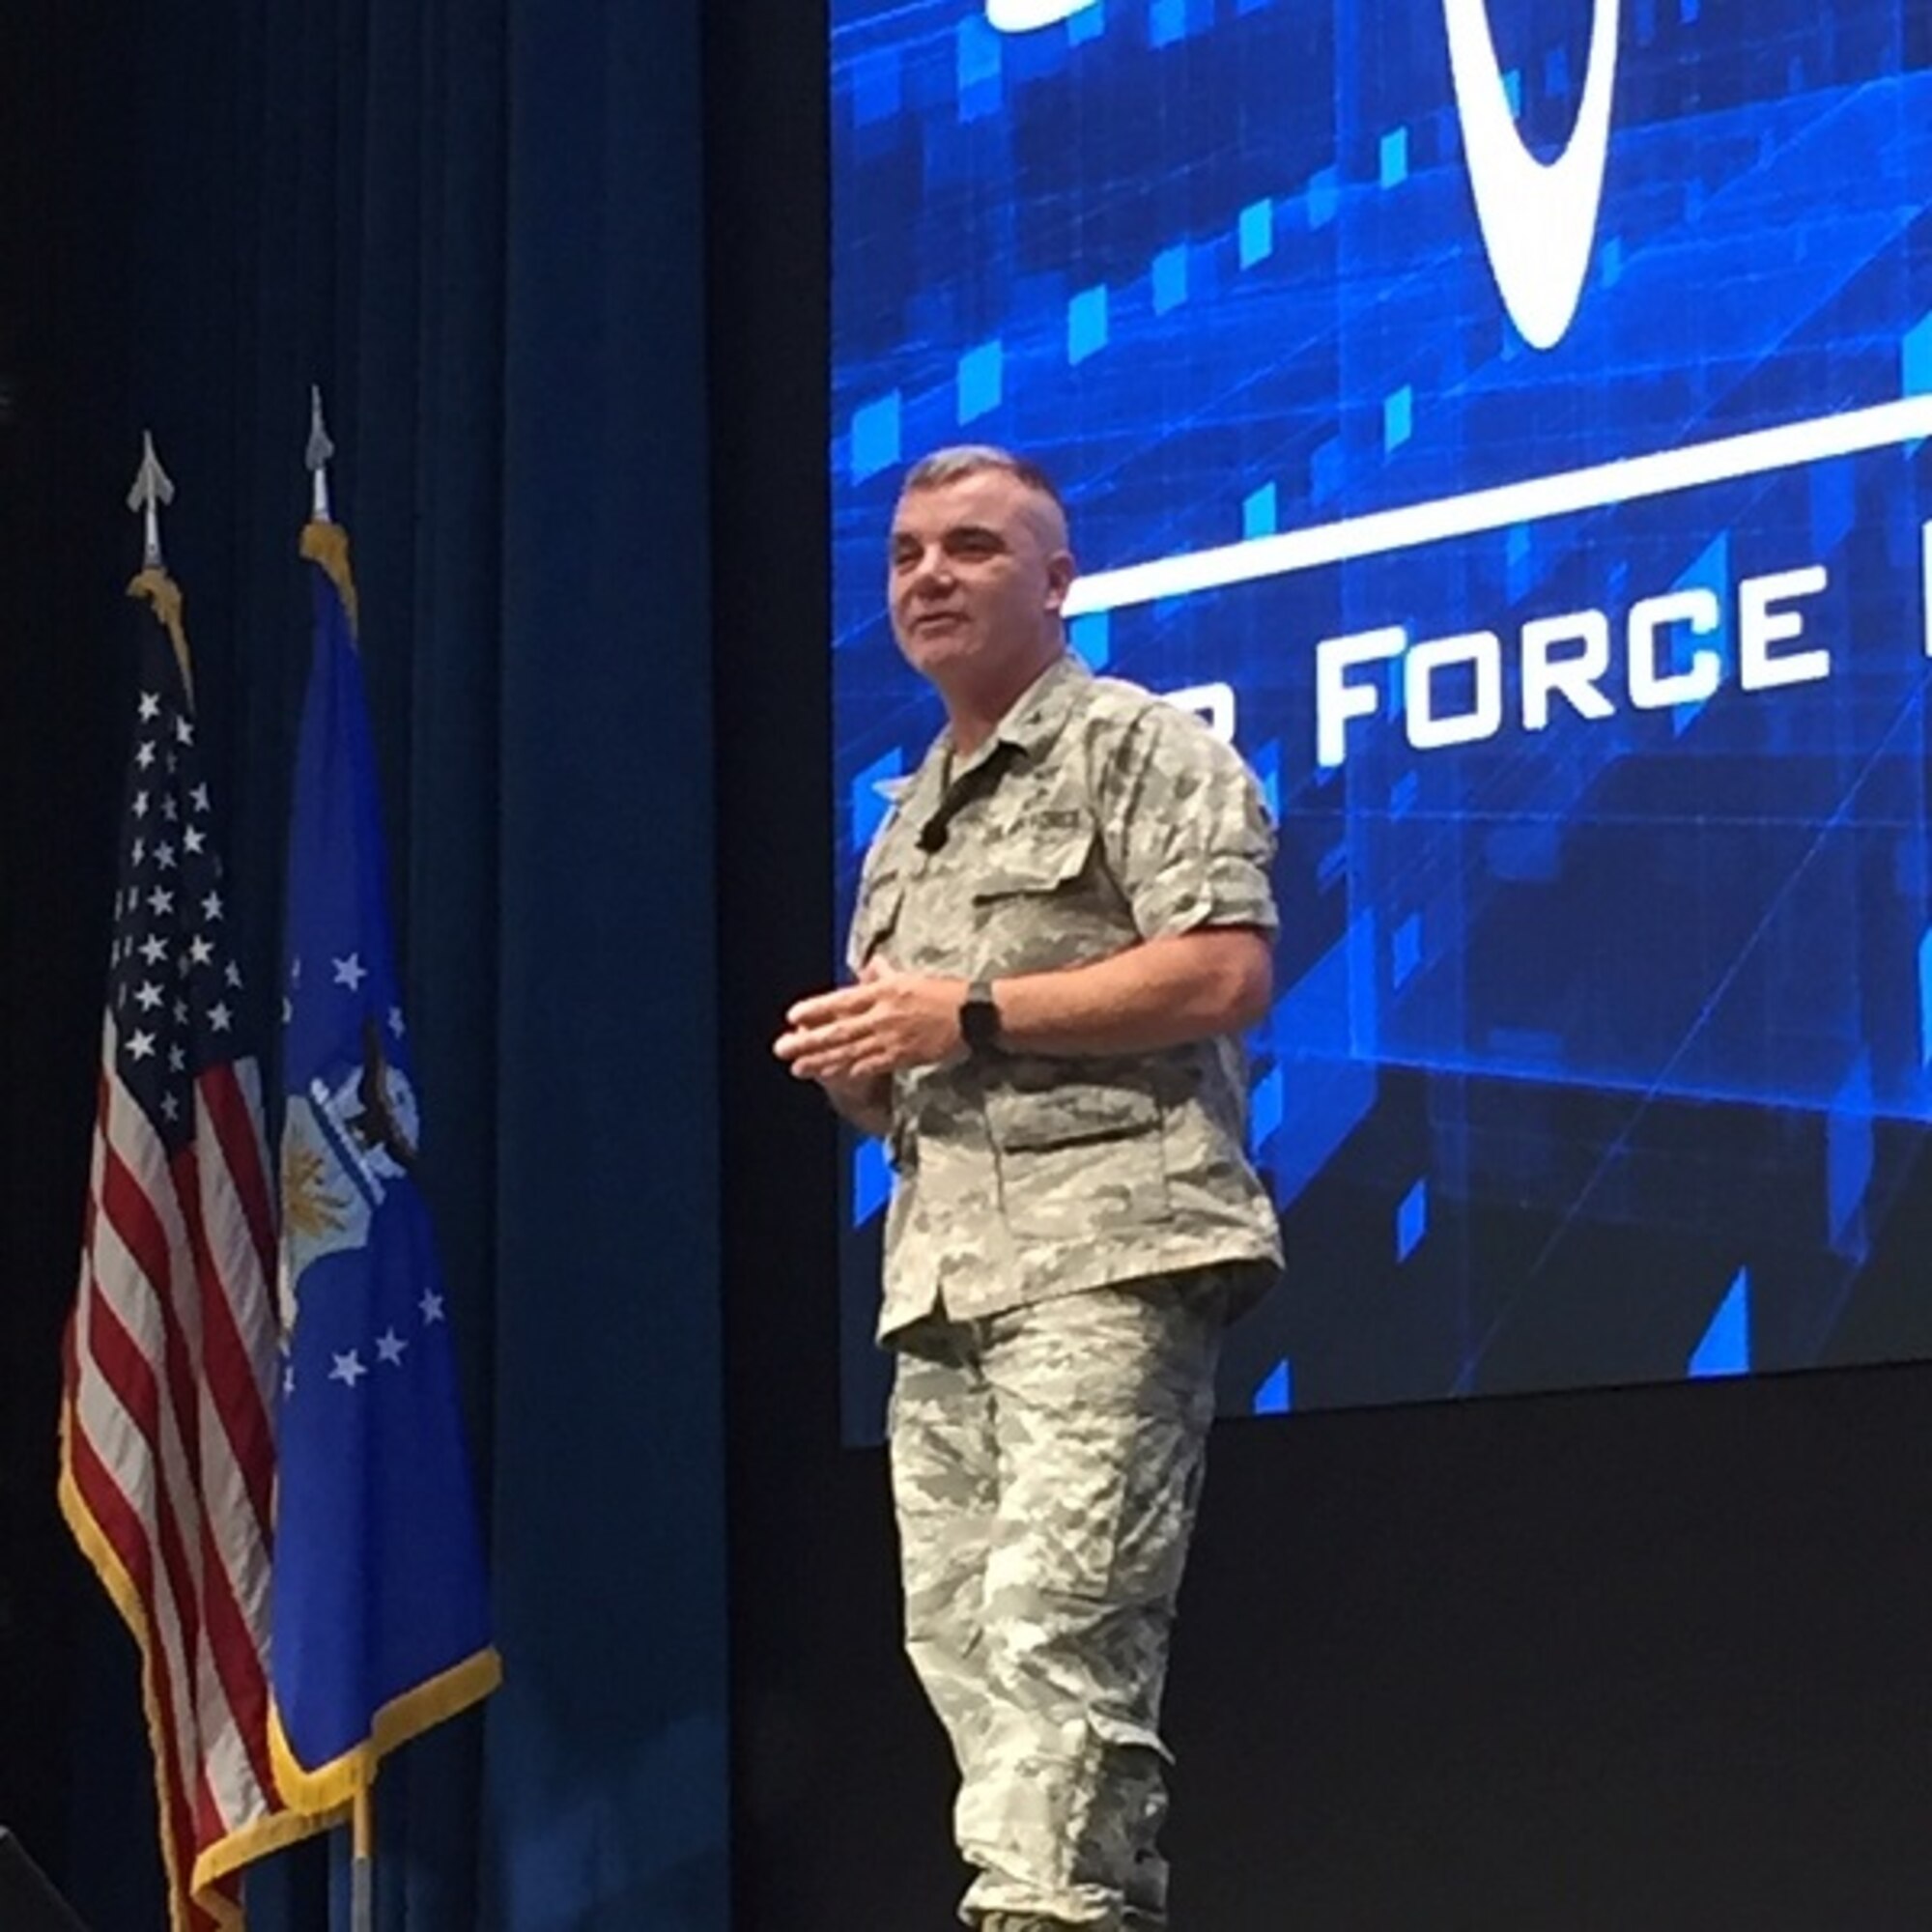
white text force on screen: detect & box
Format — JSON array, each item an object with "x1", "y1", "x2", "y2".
[{"x1": 1315, "y1": 563, "x2": 1837, "y2": 769}]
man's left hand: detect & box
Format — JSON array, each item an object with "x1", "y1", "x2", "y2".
[{"x1": 774, "y1": 960, "x2": 968, "y2": 1081}]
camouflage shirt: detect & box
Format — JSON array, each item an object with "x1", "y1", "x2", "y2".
[{"x1": 847, "y1": 652, "x2": 1285, "y2": 1342}]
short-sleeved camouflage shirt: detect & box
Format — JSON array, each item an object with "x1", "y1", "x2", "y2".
[{"x1": 847, "y1": 652, "x2": 1285, "y2": 1342}]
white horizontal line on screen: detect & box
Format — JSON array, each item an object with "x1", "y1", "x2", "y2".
[{"x1": 1062, "y1": 397, "x2": 1932, "y2": 619}]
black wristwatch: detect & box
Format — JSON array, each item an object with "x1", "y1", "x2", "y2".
[{"x1": 958, "y1": 978, "x2": 1003, "y2": 1057}]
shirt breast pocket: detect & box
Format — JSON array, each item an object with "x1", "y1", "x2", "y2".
[{"x1": 968, "y1": 825, "x2": 1122, "y2": 974}]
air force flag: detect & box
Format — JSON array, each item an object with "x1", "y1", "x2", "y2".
[{"x1": 270, "y1": 519, "x2": 499, "y2": 1806}]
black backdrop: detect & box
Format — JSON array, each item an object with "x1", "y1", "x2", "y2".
[
  {"x1": 1, "y1": 0, "x2": 140, "y2": 1890},
  {"x1": 711, "y1": 4, "x2": 1932, "y2": 1930}
]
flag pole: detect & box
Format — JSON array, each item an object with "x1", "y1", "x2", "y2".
[
  {"x1": 352, "y1": 1788, "x2": 375, "y2": 1932},
  {"x1": 305, "y1": 385, "x2": 380, "y2": 1932}
]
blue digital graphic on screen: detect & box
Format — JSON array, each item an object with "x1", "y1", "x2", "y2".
[{"x1": 831, "y1": 0, "x2": 1932, "y2": 1438}]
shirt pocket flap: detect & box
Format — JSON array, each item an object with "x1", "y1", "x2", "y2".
[
  {"x1": 970, "y1": 825, "x2": 1094, "y2": 899},
  {"x1": 849, "y1": 872, "x2": 905, "y2": 967},
  {"x1": 985, "y1": 1079, "x2": 1160, "y2": 1152}
]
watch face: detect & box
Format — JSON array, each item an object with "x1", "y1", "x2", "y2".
[{"x1": 962, "y1": 993, "x2": 1000, "y2": 1053}]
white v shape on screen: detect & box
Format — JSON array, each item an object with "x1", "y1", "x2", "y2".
[{"x1": 1442, "y1": 0, "x2": 1620, "y2": 350}]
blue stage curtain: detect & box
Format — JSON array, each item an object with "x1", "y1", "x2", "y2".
[{"x1": 60, "y1": 2, "x2": 725, "y2": 1926}]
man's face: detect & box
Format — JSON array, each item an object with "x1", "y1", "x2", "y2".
[{"x1": 886, "y1": 469, "x2": 1074, "y2": 688}]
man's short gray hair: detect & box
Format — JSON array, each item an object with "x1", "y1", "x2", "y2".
[{"x1": 900, "y1": 444, "x2": 1067, "y2": 515}]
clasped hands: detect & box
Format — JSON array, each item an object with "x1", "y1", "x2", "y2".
[{"x1": 773, "y1": 958, "x2": 968, "y2": 1084}]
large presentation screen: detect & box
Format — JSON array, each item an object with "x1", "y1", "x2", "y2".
[{"x1": 831, "y1": 0, "x2": 1932, "y2": 1437}]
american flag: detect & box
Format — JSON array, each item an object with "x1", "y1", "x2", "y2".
[{"x1": 58, "y1": 573, "x2": 327, "y2": 1931}]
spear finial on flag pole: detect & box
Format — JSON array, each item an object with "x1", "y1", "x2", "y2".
[
  {"x1": 126, "y1": 433, "x2": 194, "y2": 702},
  {"x1": 300, "y1": 387, "x2": 359, "y2": 635},
  {"x1": 306, "y1": 384, "x2": 335, "y2": 525},
  {"x1": 127, "y1": 430, "x2": 175, "y2": 571}
]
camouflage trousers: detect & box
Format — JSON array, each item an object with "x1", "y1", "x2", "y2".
[{"x1": 888, "y1": 1269, "x2": 1231, "y2": 1930}]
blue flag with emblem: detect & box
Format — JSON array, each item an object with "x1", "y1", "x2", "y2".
[{"x1": 270, "y1": 515, "x2": 499, "y2": 1807}]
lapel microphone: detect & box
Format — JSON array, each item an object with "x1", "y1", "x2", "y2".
[{"x1": 916, "y1": 741, "x2": 1016, "y2": 855}]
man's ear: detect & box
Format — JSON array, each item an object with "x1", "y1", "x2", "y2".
[{"x1": 1043, "y1": 549, "x2": 1077, "y2": 614}]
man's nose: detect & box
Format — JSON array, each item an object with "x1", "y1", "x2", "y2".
[{"x1": 909, "y1": 546, "x2": 954, "y2": 591}]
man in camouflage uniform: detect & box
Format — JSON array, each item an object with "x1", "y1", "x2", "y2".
[{"x1": 776, "y1": 446, "x2": 1283, "y2": 1931}]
